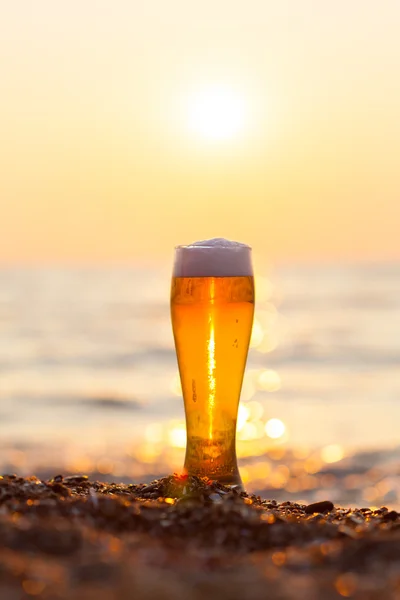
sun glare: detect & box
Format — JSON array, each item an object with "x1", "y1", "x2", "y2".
[{"x1": 187, "y1": 85, "x2": 246, "y2": 141}]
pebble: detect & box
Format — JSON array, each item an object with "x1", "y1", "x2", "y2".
[
  {"x1": 383, "y1": 510, "x2": 398, "y2": 521},
  {"x1": 63, "y1": 475, "x2": 89, "y2": 485},
  {"x1": 304, "y1": 500, "x2": 334, "y2": 515}
]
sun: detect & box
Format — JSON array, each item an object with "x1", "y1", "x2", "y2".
[{"x1": 187, "y1": 85, "x2": 247, "y2": 142}]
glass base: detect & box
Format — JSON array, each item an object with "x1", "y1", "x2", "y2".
[
  {"x1": 184, "y1": 465, "x2": 244, "y2": 491},
  {"x1": 184, "y1": 438, "x2": 243, "y2": 490}
]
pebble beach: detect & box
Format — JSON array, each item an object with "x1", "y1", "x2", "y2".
[{"x1": 2, "y1": 473, "x2": 400, "y2": 600}]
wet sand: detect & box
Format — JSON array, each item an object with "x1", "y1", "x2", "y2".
[{"x1": 1, "y1": 473, "x2": 400, "y2": 599}]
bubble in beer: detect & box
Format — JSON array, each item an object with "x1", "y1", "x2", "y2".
[{"x1": 173, "y1": 237, "x2": 253, "y2": 277}]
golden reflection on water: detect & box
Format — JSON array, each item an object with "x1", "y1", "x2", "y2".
[
  {"x1": 238, "y1": 422, "x2": 258, "y2": 441},
  {"x1": 237, "y1": 404, "x2": 250, "y2": 432},
  {"x1": 257, "y1": 369, "x2": 281, "y2": 392},
  {"x1": 144, "y1": 423, "x2": 164, "y2": 444},
  {"x1": 168, "y1": 423, "x2": 186, "y2": 449},
  {"x1": 321, "y1": 444, "x2": 344, "y2": 464},
  {"x1": 246, "y1": 400, "x2": 264, "y2": 420},
  {"x1": 265, "y1": 418, "x2": 286, "y2": 440}
]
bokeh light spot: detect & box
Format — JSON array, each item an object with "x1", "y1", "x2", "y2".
[
  {"x1": 237, "y1": 403, "x2": 250, "y2": 432},
  {"x1": 238, "y1": 422, "x2": 258, "y2": 441},
  {"x1": 265, "y1": 418, "x2": 286, "y2": 439},
  {"x1": 257, "y1": 369, "x2": 281, "y2": 392},
  {"x1": 145, "y1": 423, "x2": 164, "y2": 444},
  {"x1": 321, "y1": 444, "x2": 344, "y2": 464},
  {"x1": 168, "y1": 423, "x2": 187, "y2": 448},
  {"x1": 250, "y1": 318, "x2": 264, "y2": 348},
  {"x1": 246, "y1": 400, "x2": 264, "y2": 420}
]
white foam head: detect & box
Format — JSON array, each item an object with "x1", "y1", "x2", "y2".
[{"x1": 173, "y1": 238, "x2": 253, "y2": 277}]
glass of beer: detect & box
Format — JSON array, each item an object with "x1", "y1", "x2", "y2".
[{"x1": 170, "y1": 238, "x2": 255, "y2": 489}]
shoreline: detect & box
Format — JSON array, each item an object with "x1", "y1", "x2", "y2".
[
  {"x1": 1, "y1": 473, "x2": 400, "y2": 599},
  {"x1": 1, "y1": 440, "x2": 400, "y2": 510}
]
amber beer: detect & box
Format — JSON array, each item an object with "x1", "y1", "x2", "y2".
[{"x1": 171, "y1": 239, "x2": 255, "y2": 488}]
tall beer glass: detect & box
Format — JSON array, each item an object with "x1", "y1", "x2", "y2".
[{"x1": 170, "y1": 238, "x2": 255, "y2": 488}]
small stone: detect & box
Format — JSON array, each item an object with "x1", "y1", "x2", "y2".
[
  {"x1": 63, "y1": 475, "x2": 89, "y2": 484},
  {"x1": 209, "y1": 493, "x2": 223, "y2": 503},
  {"x1": 50, "y1": 483, "x2": 70, "y2": 497},
  {"x1": 140, "y1": 483, "x2": 159, "y2": 494},
  {"x1": 384, "y1": 510, "x2": 398, "y2": 521},
  {"x1": 304, "y1": 500, "x2": 334, "y2": 515}
]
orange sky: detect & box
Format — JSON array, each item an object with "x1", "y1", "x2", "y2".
[{"x1": 1, "y1": 1, "x2": 399, "y2": 264}]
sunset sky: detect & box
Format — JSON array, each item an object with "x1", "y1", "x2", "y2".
[{"x1": 1, "y1": 1, "x2": 399, "y2": 264}]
